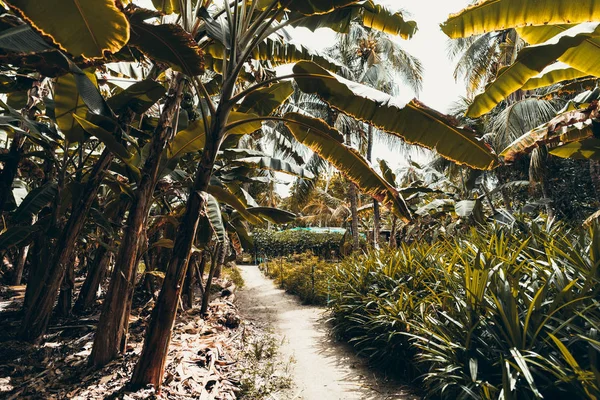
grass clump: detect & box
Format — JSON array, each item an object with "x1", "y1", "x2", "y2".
[{"x1": 260, "y1": 252, "x2": 336, "y2": 305}]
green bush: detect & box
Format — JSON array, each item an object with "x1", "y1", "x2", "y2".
[
  {"x1": 328, "y1": 223, "x2": 600, "y2": 399},
  {"x1": 260, "y1": 253, "x2": 336, "y2": 305},
  {"x1": 253, "y1": 229, "x2": 344, "y2": 260}
]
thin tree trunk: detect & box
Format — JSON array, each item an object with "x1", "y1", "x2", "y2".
[
  {"x1": 130, "y1": 105, "x2": 229, "y2": 389},
  {"x1": 389, "y1": 215, "x2": 398, "y2": 249},
  {"x1": 19, "y1": 149, "x2": 113, "y2": 343},
  {"x1": 346, "y1": 132, "x2": 360, "y2": 252},
  {"x1": 57, "y1": 257, "x2": 75, "y2": 317},
  {"x1": 200, "y1": 245, "x2": 222, "y2": 316},
  {"x1": 366, "y1": 125, "x2": 380, "y2": 248},
  {"x1": 183, "y1": 254, "x2": 196, "y2": 309},
  {"x1": 13, "y1": 244, "x2": 29, "y2": 286},
  {"x1": 74, "y1": 244, "x2": 111, "y2": 313},
  {"x1": 89, "y1": 75, "x2": 185, "y2": 367}
]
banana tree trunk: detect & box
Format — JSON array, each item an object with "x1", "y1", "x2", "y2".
[
  {"x1": 366, "y1": 125, "x2": 380, "y2": 248},
  {"x1": 89, "y1": 75, "x2": 185, "y2": 367},
  {"x1": 13, "y1": 244, "x2": 29, "y2": 286},
  {"x1": 200, "y1": 244, "x2": 222, "y2": 316},
  {"x1": 130, "y1": 107, "x2": 228, "y2": 389},
  {"x1": 73, "y1": 243, "x2": 111, "y2": 313},
  {"x1": 389, "y1": 215, "x2": 398, "y2": 249},
  {"x1": 19, "y1": 149, "x2": 113, "y2": 343},
  {"x1": 74, "y1": 200, "x2": 128, "y2": 314}
]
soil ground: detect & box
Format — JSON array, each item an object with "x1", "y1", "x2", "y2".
[{"x1": 236, "y1": 265, "x2": 420, "y2": 400}]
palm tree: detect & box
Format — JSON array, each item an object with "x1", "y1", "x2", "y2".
[{"x1": 327, "y1": 21, "x2": 424, "y2": 248}]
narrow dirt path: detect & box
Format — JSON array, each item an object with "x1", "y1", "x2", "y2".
[{"x1": 236, "y1": 265, "x2": 419, "y2": 400}]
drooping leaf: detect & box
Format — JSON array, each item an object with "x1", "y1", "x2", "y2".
[
  {"x1": 55, "y1": 70, "x2": 97, "y2": 142},
  {"x1": 238, "y1": 81, "x2": 294, "y2": 116},
  {"x1": 466, "y1": 23, "x2": 600, "y2": 118},
  {"x1": 378, "y1": 159, "x2": 397, "y2": 187},
  {"x1": 442, "y1": 0, "x2": 600, "y2": 39},
  {"x1": 7, "y1": 0, "x2": 130, "y2": 58},
  {"x1": 246, "y1": 207, "x2": 297, "y2": 224},
  {"x1": 522, "y1": 62, "x2": 589, "y2": 90},
  {"x1": 293, "y1": 61, "x2": 498, "y2": 170},
  {"x1": 73, "y1": 114, "x2": 131, "y2": 162},
  {"x1": 518, "y1": 24, "x2": 600, "y2": 80},
  {"x1": 169, "y1": 112, "x2": 261, "y2": 160},
  {"x1": 500, "y1": 103, "x2": 599, "y2": 162},
  {"x1": 234, "y1": 156, "x2": 315, "y2": 179},
  {"x1": 549, "y1": 137, "x2": 600, "y2": 161},
  {"x1": 107, "y1": 79, "x2": 166, "y2": 114},
  {"x1": 0, "y1": 224, "x2": 39, "y2": 250},
  {"x1": 284, "y1": 112, "x2": 411, "y2": 222},
  {"x1": 128, "y1": 16, "x2": 205, "y2": 77},
  {"x1": 291, "y1": 1, "x2": 417, "y2": 39},
  {"x1": 203, "y1": 192, "x2": 226, "y2": 243},
  {"x1": 208, "y1": 185, "x2": 263, "y2": 225},
  {"x1": 13, "y1": 182, "x2": 57, "y2": 222}
]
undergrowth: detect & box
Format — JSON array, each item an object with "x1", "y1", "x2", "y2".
[{"x1": 328, "y1": 222, "x2": 600, "y2": 399}]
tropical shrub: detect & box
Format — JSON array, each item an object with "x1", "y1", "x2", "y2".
[
  {"x1": 253, "y1": 229, "x2": 345, "y2": 260},
  {"x1": 328, "y1": 222, "x2": 600, "y2": 399},
  {"x1": 260, "y1": 253, "x2": 337, "y2": 305}
]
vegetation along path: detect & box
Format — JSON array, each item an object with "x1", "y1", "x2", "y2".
[{"x1": 236, "y1": 265, "x2": 419, "y2": 400}]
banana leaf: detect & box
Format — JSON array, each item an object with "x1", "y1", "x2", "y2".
[
  {"x1": 293, "y1": 61, "x2": 498, "y2": 170},
  {"x1": 7, "y1": 0, "x2": 129, "y2": 58},
  {"x1": 442, "y1": 0, "x2": 600, "y2": 39},
  {"x1": 284, "y1": 112, "x2": 411, "y2": 222}
]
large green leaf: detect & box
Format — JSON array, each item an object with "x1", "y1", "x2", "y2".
[
  {"x1": 238, "y1": 82, "x2": 294, "y2": 116},
  {"x1": 129, "y1": 17, "x2": 204, "y2": 77},
  {"x1": 466, "y1": 23, "x2": 600, "y2": 118},
  {"x1": 500, "y1": 104, "x2": 598, "y2": 162},
  {"x1": 208, "y1": 185, "x2": 263, "y2": 225},
  {"x1": 291, "y1": 1, "x2": 417, "y2": 39},
  {"x1": 168, "y1": 112, "x2": 262, "y2": 160},
  {"x1": 0, "y1": 224, "x2": 39, "y2": 250},
  {"x1": 522, "y1": 62, "x2": 589, "y2": 90},
  {"x1": 7, "y1": 0, "x2": 130, "y2": 58},
  {"x1": 234, "y1": 156, "x2": 315, "y2": 179},
  {"x1": 73, "y1": 114, "x2": 132, "y2": 163},
  {"x1": 13, "y1": 182, "x2": 58, "y2": 222},
  {"x1": 203, "y1": 192, "x2": 226, "y2": 243},
  {"x1": 441, "y1": 0, "x2": 600, "y2": 39},
  {"x1": 518, "y1": 24, "x2": 600, "y2": 79},
  {"x1": 54, "y1": 70, "x2": 97, "y2": 142},
  {"x1": 284, "y1": 112, "x2": 411, "y2": 222},
  {"x1": 550, "y1": 138, "x2": 600, "y2": 161},
  {"x1": 107, "y1": 79, "x2": 166, "y2": 115},
  {"x1": 246, "y1": 207, "x2": 297, "y2": 224},
  {"x1": 293, "y1": 61, "x2": 498, "y2": 170}
]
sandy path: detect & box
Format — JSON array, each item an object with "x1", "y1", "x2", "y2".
[{"x1": 236, "y1": 265, "x2": 419, "y2": 400}]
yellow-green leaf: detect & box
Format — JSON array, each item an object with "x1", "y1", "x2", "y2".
[
  {"x1": 55, "y1": 70, "x2": 97, "y2": 142},
  {"x1": 7, "y1": 0, "x2": 130, "y2": 58},
  {"x1": 442, "y1": 0, "x2": 600, "y2": 39},
  {"x1": 522, "y1": 62, "x2": 589, "y2": 90},
  {"x1": 293, "y1": 61, "x2": 498, "y2": 170},
  {"x1": 466, "y1": 23, "x2": 600, "y2": 118},
  {"x1": 284, "y1": 112, "x2": 411, "y2": 222}
]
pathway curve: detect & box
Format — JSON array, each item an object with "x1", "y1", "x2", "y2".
[{"x1": 236, "y1": 265, "x2": 419, "y2": 400}]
